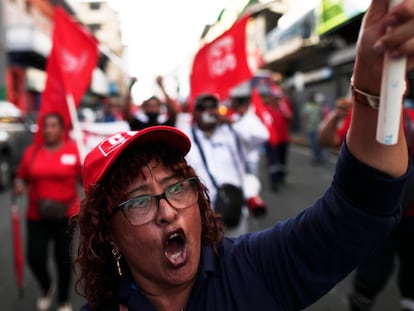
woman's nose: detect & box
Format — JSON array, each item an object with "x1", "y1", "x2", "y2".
[{"x1": 155, "y1": 196, "x2": 178, "y2": 225}]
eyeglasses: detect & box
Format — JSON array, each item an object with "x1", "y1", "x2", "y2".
[{"x1": 111, "y1": 177, "x2": 198, "y2": 226}]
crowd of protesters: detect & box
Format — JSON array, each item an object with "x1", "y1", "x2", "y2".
[
  {"x1": 11, "y1": 1, "x2": 414, "y2": 309},
  {"x1": 13, "y1": 68, "x2": 327, "y2": 310},
  {"x1": 73, "y1": 1, "x2": 414, "y2": 309}
]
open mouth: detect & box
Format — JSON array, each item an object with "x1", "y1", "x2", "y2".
[{"x1": 164, "y1": 229, "x2": 187, "y2": 267}]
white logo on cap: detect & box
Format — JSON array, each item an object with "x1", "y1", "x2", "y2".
[{"x1": 98, "y1": 131, "x2": 137, "y2": 157}]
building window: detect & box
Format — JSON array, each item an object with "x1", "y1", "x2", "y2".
[{"x1": 89, "y1": 2, "x2": 101, "y2": 10}]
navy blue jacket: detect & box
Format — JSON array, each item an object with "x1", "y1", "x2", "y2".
[{"x1": 81, "y1": 143, "x2": 411, "y2": 310}]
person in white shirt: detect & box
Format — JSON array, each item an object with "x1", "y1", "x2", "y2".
[
  {"x1": 178, "y1": 93, "x2": 268, "y2": 231},
  {"x1": 229, "y1": 92, "x2": 269, "y2": 176}
]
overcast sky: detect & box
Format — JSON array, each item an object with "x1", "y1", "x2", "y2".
[{"x1": 106, "y1": 0, "x2": 231, "y2": 102}]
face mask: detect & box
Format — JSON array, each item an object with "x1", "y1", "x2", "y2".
[
  {"x1": 145, "y1": 112, "x2": 159, "y2": 123},
  {"x1": 201, "y1": 112, "x2": 217, "y2": 124}
]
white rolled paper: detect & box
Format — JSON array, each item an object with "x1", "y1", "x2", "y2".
[{"x1": 376, "y1": 0, "x2": 407, "y2": 145}]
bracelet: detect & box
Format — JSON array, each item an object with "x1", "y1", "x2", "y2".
[{"x1": 350, "y1": 78, "x2": 380, "y2": 110}]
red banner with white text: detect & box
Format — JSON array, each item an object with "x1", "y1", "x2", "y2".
[
  {"x1": 189, "y1": 13, "x2": 253, "y2": 107},
  {"x1": 35, "y1": 6, "x2": 98, "y2": 144}
]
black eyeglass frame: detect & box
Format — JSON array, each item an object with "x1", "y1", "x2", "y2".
[{"x1": 110, "y1": 177, "x2": 199, "y2": 225}]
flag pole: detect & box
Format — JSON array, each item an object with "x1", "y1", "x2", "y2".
[{"x1": 66, "y1": 93, "x2": 86, "y2": 164}]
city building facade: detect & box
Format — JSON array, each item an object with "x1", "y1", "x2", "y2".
[{"x1": 1, "y1": 0, "x2": 127, "y2": 117}]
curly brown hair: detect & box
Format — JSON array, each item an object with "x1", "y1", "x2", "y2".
[{"x1": 74, "y1": 142, "x2": 224, "y2": 309}]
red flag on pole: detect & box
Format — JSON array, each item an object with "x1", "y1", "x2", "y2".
[
  {"x1": 189, "y1": 13, "x2": 253, "y2": 106},
  {"x1": 35, "y1": 6, "x2": 98, "y2": 144}
]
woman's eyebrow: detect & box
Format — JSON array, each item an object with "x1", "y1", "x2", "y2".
[
  {"x1": 126, "y1": 174, "x2": 179, "y2": 196},
  {"x1": 125, "y1": 185, "x2": 148, "y2": 196}
]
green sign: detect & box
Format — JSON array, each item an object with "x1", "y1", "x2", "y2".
[
  {"x1": 0, "y1": 84, "x2": 6, "y2": 100},
  {"x1": 317, "y1": 0, "x2": 370, "y2": 35}
]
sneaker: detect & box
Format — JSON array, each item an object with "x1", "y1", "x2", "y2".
[
  {"x1": 247, "y1": 196, "x2": 267, "y2": 217},
  {"x1": 57, "y1": 303, "x2": 73, "y2": 311},
  {"x1": 36, "y1": 288, "x2": 54, "y2": 311}
]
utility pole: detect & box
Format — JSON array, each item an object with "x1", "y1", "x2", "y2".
[{"x1": 0, "y1": 0, "x2": 7, "y2": 100}]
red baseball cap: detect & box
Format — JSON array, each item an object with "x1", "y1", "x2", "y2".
[{"x1": 82, "y1": 125, "x2": 191, "y2": 194}]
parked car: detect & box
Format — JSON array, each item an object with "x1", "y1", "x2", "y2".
[{"x1": 0, "y1": 101, "x2": 35, "y2": 190}]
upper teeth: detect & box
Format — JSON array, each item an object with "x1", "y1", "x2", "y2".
[{"x1": 169, "y1": 233, "x2": 178, "y2": 239}]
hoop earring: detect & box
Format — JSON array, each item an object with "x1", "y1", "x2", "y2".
[{"x1": 112, "y1": 248, "x2": 123, "y2": 276}]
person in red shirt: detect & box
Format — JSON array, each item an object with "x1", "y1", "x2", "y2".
[
  {"x1": 14, "y1": 112, "x2": 82, "y2": 311},
  {"x1": 318, "y1": 97, "x2": 352, "y2": 147},
  {"x1": 264, "y1": 88, "x2": 293, "y2": 191},
  {"x1": 318, "y1": 98, "x2": 414, "y2": 311}
]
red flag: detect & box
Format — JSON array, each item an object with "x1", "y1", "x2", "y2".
[
  {"x1": 189, "y1": 13, "x2": 253, "y2": 106},
  {"x1": 251, "y1": 88, "x2": 277, "y2": 146},
  {"x1": 35, "y1": 7, "x2": 98, "y2": 143}
]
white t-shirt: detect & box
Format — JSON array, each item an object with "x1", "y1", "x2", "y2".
[{"x1": 181, "y1": 124, "x2": 244, "y2": 207}]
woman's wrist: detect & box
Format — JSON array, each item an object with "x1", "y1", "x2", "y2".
[
  {"x1": 350, "y1": 78, "x2": 380, "y2": 110},
  {"x1": 352, "y1": 53, "x2": 382, "y2": 93}
]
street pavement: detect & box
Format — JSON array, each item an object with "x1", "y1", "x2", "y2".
[{"x1": 0, "y1": 144, "x2": 400, "y2": 310}]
